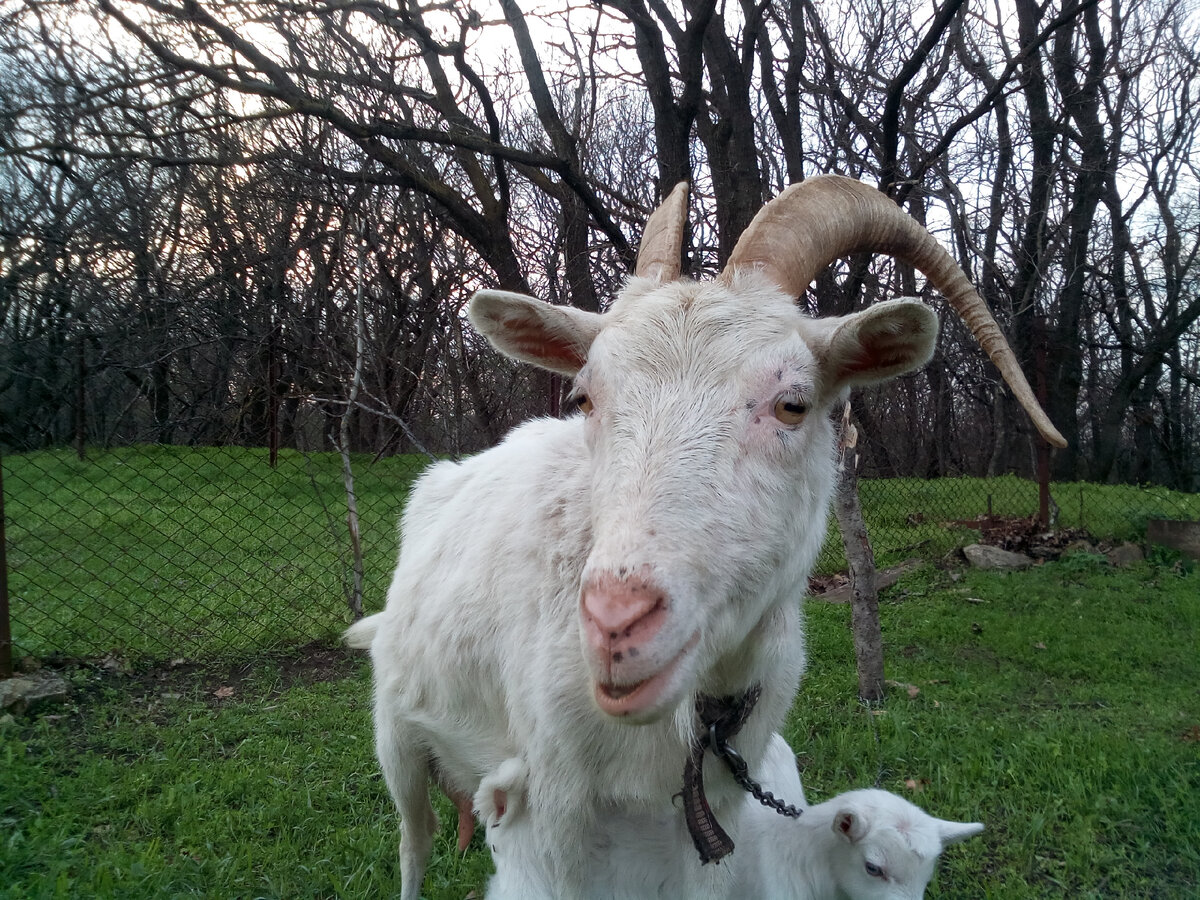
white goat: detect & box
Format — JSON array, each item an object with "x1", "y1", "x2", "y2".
[
  {"x1": 347, "y1": 176, "x2": 1061, "y2": 900},
  {"x1": 739, "y1": 736, "x2": 984, "y2": 900},
  {"x1": 475, "y1": 734, "x2": 984, "y2": 900}
]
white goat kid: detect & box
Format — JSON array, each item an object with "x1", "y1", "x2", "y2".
[
  {"x1": 740, "y1": 735, "x2": 984, "y2": 900},
  {"x1": 347, "y1": 176, "x2": 1062, "y2": 900},
  {"x1": 473, "y1": 754, "x2": 738, "y2": 899},
  {"x1": 749, "y1": 789, "x2": 984, "y2": 900},
  {"x1": 476, "y1": 735, "x2": 984, "y2": 900}
]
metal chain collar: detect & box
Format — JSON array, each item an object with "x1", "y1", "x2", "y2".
[
  {"x1": 681, "y1": 686, "x2": 804, "y2": 865},
  {"x1": 707, "y1": 724, "x2": 804, "y2": 819}
]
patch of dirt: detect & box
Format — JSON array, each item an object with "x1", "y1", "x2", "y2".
[
  {"x1": 269, "y1": 640, "x2": 364, "y2": 687},
  {"x1": 162, "y1": 640, "x2": 367, "y2": 704},
  {"x1": 35, "y1": 639, "x2": 367, "y2": 713},
  {"x1": 808, "y1": 519, "x2": 1103, "y2": 598},
  {"x1": 944, "y1": 514, "x2": 1095, "y2": 559},
  {"x1": 809, "y1": 559, "x2": 923, "y2": 602},
  {"x1": 808, "y1": 571, "x2": 850, "y2": 596}
]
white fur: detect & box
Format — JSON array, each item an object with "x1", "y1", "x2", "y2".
[
  {"x1": 479, "y1": 735, "x2": 983, "y2": 900},
  {"x1": 349, "y1": 272, "x2": 939, "y2": 899},
  {"x1": 475, "y1": 751, "x2": 737, "y2": 900},
  {"x1": 739, "y1": 736, "x2": 984, "y2": 899}
]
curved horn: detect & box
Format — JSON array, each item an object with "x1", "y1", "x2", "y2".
[
  {"x1": 723, "y1": 175, "x2": 1066, "y2": 448},
  {"x1": 635, "y1": 182, "x2": 689, "y2": 282}
]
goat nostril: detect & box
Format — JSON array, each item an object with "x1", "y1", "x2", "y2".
[
  {"x1": 613, "y1": 652, "x2": 623, "y2": 662},
  {"x1": 582, "y1": 571, "x2": 668, "y2": 648}
]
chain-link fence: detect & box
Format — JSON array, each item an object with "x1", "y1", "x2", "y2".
[
  {"x1": 1, "y1": 444, "x2": 429, "y2": 669},
  {"x1": 3, "y1": 440, "x2": 1197, "y2": 671}
]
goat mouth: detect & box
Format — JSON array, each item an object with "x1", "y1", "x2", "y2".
[
  {"x1": 594, "y1": 670, "x2": 673, "y2": 717},
  {"x1": 593, "y1": 634, "x2": 698, "y2": 718}
]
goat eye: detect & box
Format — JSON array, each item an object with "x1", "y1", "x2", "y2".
[
  {"x1": 571, "y1": 394, "x2": 594, "y2": 415},
  {"x1": 773, "y1": 397, "x2": 807, "y2": 425},
  {"x1": 864, "y1": 861, "x2": 885, "y2": 879}
]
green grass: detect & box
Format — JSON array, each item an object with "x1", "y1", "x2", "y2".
[
  {"x1": 792, "y1": 556, "x2": 1200, "y2": 898},
  {"x1": 2, "y1": 447, "x2": 1198, "y2": 894},
  {"x1": 4, "y1": 446, "x2": 429, "y2": 663},
  {"x1": 6, "y1": 447, "x2": 1198, "y2": 661},
  {"x1": 2, "y1": 556, "x2": 1196, "y2": 898},
  {"x1": 0, "y1": 648, "x2": 495, "y2": 899}
]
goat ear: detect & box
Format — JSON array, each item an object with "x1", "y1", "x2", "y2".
[
  {"x1": 936, "y1": 819, "x2": 985, "y2": 847},
  {"x1": 833, "y1": 808, "x2": 868, "y2": 844},
  {"x1": 469, "y1": 290, "x2": 604, "y2": 377},
  {"x1": 813, "y1": 299, "x2": 938, "y2": 390}
]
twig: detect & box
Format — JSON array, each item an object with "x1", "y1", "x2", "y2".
[{"x1": 338, "y1": 236, "x2": 367, "y2": 621}]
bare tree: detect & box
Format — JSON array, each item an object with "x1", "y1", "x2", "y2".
[{"x1": 2, "y1": 0, "x2": 1196, "y2": 487}]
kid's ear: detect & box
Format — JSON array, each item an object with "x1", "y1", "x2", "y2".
[
  {"x1": 936, "y1": 819, "x2": 985, "y2": 847},
  {"x1": 833, "y1": 808, "x2": 869, "y2": 844},
  {"x1": 469, "y1": 290, "x2": 604, "y2": 377}
]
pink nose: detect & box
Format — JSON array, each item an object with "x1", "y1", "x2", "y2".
[{"x1": 581, "y1": 571, "x2": 668, "y2": 663}]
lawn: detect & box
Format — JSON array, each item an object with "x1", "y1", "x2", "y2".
[
  {"x1": 820, "y1": 474, "x2": 1200, "y2": 573},
  {"x1": 3, "y1": 446, "x2": 431, "y2": 663},
  {"x1": 5, "y1": 445, "x2": 1198, "y2": 665},
  {"x1": 2, "y1": 554, "x2": 1197, "y2": 898}
]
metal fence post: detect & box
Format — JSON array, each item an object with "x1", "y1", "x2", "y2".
[{"x1": 0, "y1": 449, "x2": 12, "y2": 678}]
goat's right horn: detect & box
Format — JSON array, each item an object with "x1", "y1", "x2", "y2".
[
  {"x1": 722, "y1": 175, "x2": 1066, "y2": 448},
  {"x1": 635, "y1": 182, "x2": 689, "y2": 282}
]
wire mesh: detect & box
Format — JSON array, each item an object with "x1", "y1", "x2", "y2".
[
  {"x1": 2, "y1": 444, "x2": 1197, "y2": 667},
  {"x1": 2, "y1": 445, "x2": 428, "y2": 666}
]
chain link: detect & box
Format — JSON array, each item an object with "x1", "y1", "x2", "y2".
[{"x1": 708, "y1": 725, "x2": 804, "y2": 819}]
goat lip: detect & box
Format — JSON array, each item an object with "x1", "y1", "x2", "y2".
[
  {"x1": 593, "y1": 634, "x2": 698, "y2": 718},
  {"x1": 594, "y1": 671, "x2": 672, "y2": 717}
]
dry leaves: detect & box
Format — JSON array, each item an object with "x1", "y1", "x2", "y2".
[{"x1": 213, "y1": 686, "x2": 235, "y2": 700}]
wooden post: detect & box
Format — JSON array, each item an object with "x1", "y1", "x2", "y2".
[
  {"x1": 268, "y1": 317, "x2": 280, "y2": 469},
  {"x1": 832, "y1": 403, "x2": 885, "y2": 702},
  {"x1": 1035, "y1": 315, "x2": 1051, "y2": 527},
  {"x1": 549, "y1": 373, "x2": 562, "y2": 418},
  {"x1": 75, "y1": 337, "x2": 86, "y2": 461},
  {"x1": 339, "y1": 238, "x2": 367, "y2": 621}
]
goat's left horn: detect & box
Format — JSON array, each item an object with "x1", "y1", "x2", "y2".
[
  {"x1": 635, "y1": 182, "x2": 689, "y2": 282},
  {"x1": 722, "y1": 175, "x2": 1066, "y2": 448}
]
